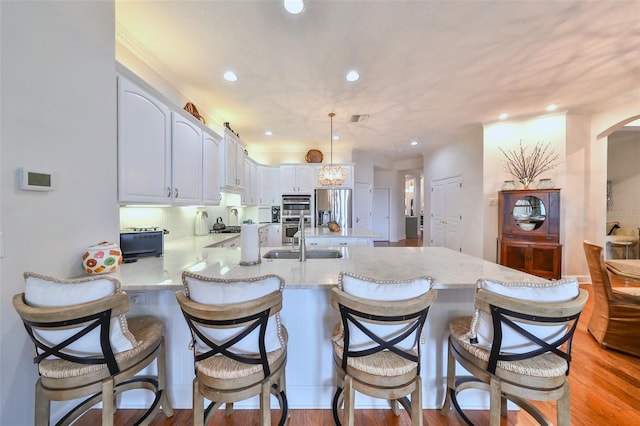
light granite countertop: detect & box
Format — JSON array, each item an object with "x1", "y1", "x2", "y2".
[{"x1": 114, "y1": 235, "x2": 545, "y2": 291}]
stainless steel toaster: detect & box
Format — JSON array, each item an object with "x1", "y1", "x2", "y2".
[{"x1": 119, "y1": 228, "x2": 164, "y2": 262}]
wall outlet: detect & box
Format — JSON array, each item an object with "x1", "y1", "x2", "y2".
[
  {"x1": 128, "y1": 292, "x2": 146, "y2": 305},
  {"x1": 489, "y1": 198, "x2": 498, "y2": 206}
]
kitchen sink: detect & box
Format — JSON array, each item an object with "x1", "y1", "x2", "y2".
[{"x1": 263, "y1": 249, "x2": 343, "y2": 259}]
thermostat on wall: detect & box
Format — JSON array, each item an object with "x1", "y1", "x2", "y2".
[{"x1": 18, "y1": 167, "x2": 54, "y2": 191}]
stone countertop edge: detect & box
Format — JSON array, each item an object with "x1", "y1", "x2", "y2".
[{"x1": 112, "y1": 235, "x2": 546, "y2": 292}]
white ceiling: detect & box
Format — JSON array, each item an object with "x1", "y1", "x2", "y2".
[{"x1": 115, "y1": 0, "x2": 640, "y2": 162}]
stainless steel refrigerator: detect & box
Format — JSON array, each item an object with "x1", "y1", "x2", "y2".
[{"x1": 315, "y1": 188, "x2": 352, "y2": 229}]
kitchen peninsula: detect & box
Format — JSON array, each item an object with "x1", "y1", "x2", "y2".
[{"x1": 117, "y1": 237, "x2": 546, "y2": 410}]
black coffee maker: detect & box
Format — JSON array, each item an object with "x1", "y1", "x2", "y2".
[{"x1": 271, "y1": 206, "x2": 281, "y2": 223}]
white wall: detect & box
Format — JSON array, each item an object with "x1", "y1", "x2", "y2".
[
  {"x1": 483, "y1": 114, "x2": 568, "y2": 264},
  {"x1": 586, "y1": 95, "x2": 640, "y2": 250},
  {"x1": 423, "y1": 125, "x2": 484, "y2": 258},
  {"x1": 0, "y1": 2, "x2": 117, "y2": 424}
]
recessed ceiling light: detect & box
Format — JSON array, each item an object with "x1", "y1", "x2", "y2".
[
  {"x1": 346, "y1": 70, "x2": 360, "y2": 82},
  {"x1": 499, "y1": 113, "x2": 509, "y2": 120},
  {"x1": 284, "y1": 0, "x2": 304, "y2": 14},
  {"x1": 264, "y1": 130, "x2": 273, "y2": 136},
  {"x1": 546, "y1": 104, "x2": 558, "y2": 112},
  {"x1": 333, "y1": 135, "x2": 340, "y2": 141},
  {"x1": 410, "y1": 141, "x2": 418, "y2": 146},
  {"x1": 223, "y1": 71, "x2": 238, "y2": 82}
]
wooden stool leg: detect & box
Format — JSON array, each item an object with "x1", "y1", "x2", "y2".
[
  {"x1": 34, "y1": 380, "x2": 50, "y2": 426},
  {"x1": 157, "y1": 339, "x2": 174, "y2": 418},
  {"x1": 101, "y1": 378, "x2": 115, "y2": 426},
  {"x1": 391, "y1": 399, "x2": 400, "y2": 416},
  {"x1": 557, "y1": 380, "x2": 571, "y2": 426},
  {"x1": 440, "y1": 338, "x2": 455, "y2": 415},
  {"x1": 489, "y1": 377, "x2": 501, "y2": 426},
  {"x1": 193, "y1": 378, "x2": 204, "y2": 426},
  {"x1": 344, "y1": 375, "x2": 355, "y2": 426},
  {"x1": 260, "y1": 381, "x2": 271, "y2": 426},
  {"x1": 411, "y1": 376, "x2": 423, "y2": 426}
]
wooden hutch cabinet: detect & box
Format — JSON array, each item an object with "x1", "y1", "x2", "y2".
[{"x1": 498, "y1": 189, "x2": 562, "y2": 279}]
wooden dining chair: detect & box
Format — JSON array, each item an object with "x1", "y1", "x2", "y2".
[
  {"x1": 441, "y1": 278, "x2": 587, "y2": 426},
  {"x1": 330, "y1": 272, "x2": 437, "y2": 426},
  {"x1": 13, "y1": 272, "x2": 173, "y2": 426},
  {"x1": 583, "y1": 240, "x2": 640, "y2": 357}
]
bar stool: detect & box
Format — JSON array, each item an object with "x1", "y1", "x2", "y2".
[
  {"x1": 441, "y1": 278, "x2": 587, "y2": 426},
  {"x1": 176, "y1": 272, "x2": 288, "y2": 426},
  {"x1": 330, "y1": 272, "x2": 437, "y2": 426},
  {"x1": 13, "y1": 272, "x2": 173, "y2": 425}
]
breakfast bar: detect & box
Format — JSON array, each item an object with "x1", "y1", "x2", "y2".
[{"x1": 116, "y1": 238, "x2": 546, "y2": 410}]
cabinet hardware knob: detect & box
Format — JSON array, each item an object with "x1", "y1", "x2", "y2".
[
  {"x1": 167, "y1": 187, "x2": 171, "y2": 198},
  {"x1": 175, "y1": 188, "x2": 179, "y2": 198}
]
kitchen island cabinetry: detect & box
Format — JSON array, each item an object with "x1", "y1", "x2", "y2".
[
  {"x1": 302, "y1": 227, "x2": 379, "y2": 247},
  {"x1": 280, "y1": 165, "x2": 314, "y2": 194},
  {"x1": 117, "y1": 76, "x2": 171, "y2": 204},
  {"x1": 118, "y1": 241, "x2": 545, "y2": 412}
]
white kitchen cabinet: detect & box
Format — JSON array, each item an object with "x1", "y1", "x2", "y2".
[
  {"x1": 171, "y1": 112, "x2": 203, "y2": 205},
  {"x1": 117, "y1": 77, "x2": 172, "y2": 203},
  {"x1": 202, "y1": 130, "x2": 221, "y2": 205},
  {"x1": 257, "y1": 166, "x2": 274, "y2": 206},
  {"x1": 280, "y1": 165, "x2": 315, "y2": 194},
  {"x1": 220, "y1": 128, "x2": 245, "y2": 192},
  {"x1": 220, "y1": 236, "x2": 240, "y2": 248},
  {"x1": 243, "y1": 158, "x2": 258, "y2": 205},
  {"x1": 267, "y1": 224, "x2": 281, "y2": 247},
  {"x1": 258, "y1": 226, "x2": 269, "y2": 247}
]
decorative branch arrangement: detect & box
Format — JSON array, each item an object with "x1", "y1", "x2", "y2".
[{"x1": 499, "y1": 141, "x2": 559, "y2": 189}]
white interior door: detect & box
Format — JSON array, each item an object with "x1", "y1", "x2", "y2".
[
  {"x1": 353, "y1": 182, "x2": 372, "y2": 230},
  {"x1": 431, "y1": 176, "x2": 463, "y2": 251},
  {"x1": 372, "y1": 188, "x2": 390, "y2": 241}
]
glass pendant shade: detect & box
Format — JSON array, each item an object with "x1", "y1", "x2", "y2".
[
  {"x1": 318, "y1": 164, "x2": 346, "y2": 186},
  {"x1": 319, "y1": 112, "x2": 345, "y2": 186}
]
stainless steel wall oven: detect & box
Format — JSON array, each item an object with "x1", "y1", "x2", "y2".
[{"x1": 281, "y1": 194, "x2": 312, "y2": 245}]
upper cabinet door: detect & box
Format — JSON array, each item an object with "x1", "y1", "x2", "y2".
[
  {"x1": 117, "y1": 77, "x2": 171, "y2": 203},
  {"x1": 220, "y1": 129, "x2": 245, "y2": 192},
  {"x1": 171, "y1": 112, "x2": 203, "y2": 205},
  {"x1": 203, "y1": 130, "x2": 221, "y2": 205},
  {"x1": 280, "y1": 165, "x2": 315, "y2": 193}
]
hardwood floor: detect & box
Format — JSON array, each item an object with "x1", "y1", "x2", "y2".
[
  {"x1": 73, "y1": 280, "x2": 640, "y2": 426},
  {"x1": 374, "y1": 231, "x2": 424, "y2": 247}
]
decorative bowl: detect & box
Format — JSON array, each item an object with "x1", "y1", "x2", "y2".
[
  {"x1": 517, "y1": 223, "x2": 536, "y2": 231},
  {"x1": 305, "y1": 149, "x2": 323, "y2": 163},
  {"x1": 82, "y1": 242, "x2": 122, "y2": 274}
]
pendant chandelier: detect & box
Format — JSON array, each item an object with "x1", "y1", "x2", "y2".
[{"x1": 318, "y1": 113, "x2": 346, "y2": 186}]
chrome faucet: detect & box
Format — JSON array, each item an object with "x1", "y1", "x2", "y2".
[{"x1": 299, "y1": 210, "x2": 306, "y2": 262}]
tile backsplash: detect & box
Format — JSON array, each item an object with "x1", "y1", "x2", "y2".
[{"x1": 120, "y1": 193, "x2": 260, "y2": 241}]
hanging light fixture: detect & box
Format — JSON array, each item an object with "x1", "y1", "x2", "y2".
[{"x1": 318, "y1": 113, "x2": 346, "y2": 186}]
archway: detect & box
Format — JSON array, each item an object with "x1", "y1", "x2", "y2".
[{"x1": 603, "y1": 116, "x2": 640, "y2": 259}]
